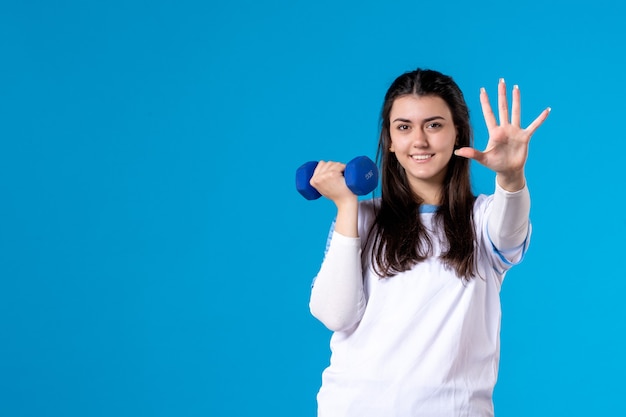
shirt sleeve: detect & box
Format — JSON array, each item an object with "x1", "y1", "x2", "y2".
[
  {"x1": 487, "y1": 179, "x2": 531, "y2": 252},
  {"x1": 309, "y1": 230, "x2": 367, "y2": 332}
]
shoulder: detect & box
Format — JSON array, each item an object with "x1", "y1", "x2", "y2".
[
  {"x1": 471, "y1": 193, "x2": 495, "y2": 242},
  {"x1": 358, "y1": 197, "x2": 379, "y2": 212},
  {"x1": 357, "y1": 198, "x2": 380, "y2": 238},
  {"x1": 472, "y1": 193, "x2": 494, "y2": 218},
  {"x1": 358, "y1": 197, "x2": 379, "y2": 220}
]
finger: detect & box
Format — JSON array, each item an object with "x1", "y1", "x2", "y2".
[
  {"x1": 525, "y1": 107, "x2": 551, "y2": 136},
  {"x1": 480, "y1": 87, "x2": 497, "y2": 130},
  {"x1": 315, "y1": 161, "x2": 345, "y2": 172},
  {"x1": 454, "y1": 147, "x2": 486, "y2": 163},
  {"x1": 498, "y1": 78, "x2": 509, "y2": 125},
  {"x1": 511, "y1": 84, "x2": 521, "y2": 127},
  {"x1": 313, "y1": 160, "x2": 329, "y2": 175}
]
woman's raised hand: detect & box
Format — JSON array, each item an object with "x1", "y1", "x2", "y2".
[{"x1": 454, "y1": 78, "x2": 550, "y2": 191}]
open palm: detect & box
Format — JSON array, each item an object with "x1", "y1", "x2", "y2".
[{"x1": 455, "y1": 79, "x2": 550, "y2": 187}]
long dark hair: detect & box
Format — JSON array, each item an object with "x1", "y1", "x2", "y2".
[{"x1": 367, "y1": 68, "x2": 477, "y2": 280}]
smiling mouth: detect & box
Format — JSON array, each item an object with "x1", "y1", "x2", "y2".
[{"x1": 411, "y1": 154, "x2": 434, "y2": 161}]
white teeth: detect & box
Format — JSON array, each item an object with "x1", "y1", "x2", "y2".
[{"x1": 412, "y1": 154, "x2": 433, "y2": 160}]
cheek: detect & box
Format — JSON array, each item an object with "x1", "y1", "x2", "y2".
[
  {"x1": 440, "y1": 132, "x2": 457, "y2": 151},
  {"x1": 388, "y1": 136, "x2": 398, "y2": 152},
  {"x1": 388, "y1": 133, "x2": 406, "y2": 152}
]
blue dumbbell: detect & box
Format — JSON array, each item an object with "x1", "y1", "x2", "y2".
[{"x1": 295, "y1": 155, "x2": 379, "y2": 200}]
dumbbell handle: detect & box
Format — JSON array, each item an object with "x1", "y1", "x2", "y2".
[{"x1": 295, "y1": 155, "x2": 379, "y2": 200}]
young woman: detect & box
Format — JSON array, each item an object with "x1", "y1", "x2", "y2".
[{"x1": 308, "y1": 68, "x2": 550, "y2": 416}]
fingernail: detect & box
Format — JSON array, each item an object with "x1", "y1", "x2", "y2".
[
  {"x1": 480, "y1": 87, "x2": 486, "y2": 93},
  {"x1": 500, "y1": 78, "x2": 505, "y2": 84},
  {"x1": 514, "y1": 84, "x2": 519, "y2": 89},
  {"x1": 547, "y1": 107, "x2": 552, "y2": 112}
]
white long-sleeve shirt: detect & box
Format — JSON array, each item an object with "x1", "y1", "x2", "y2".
[{"x1": 310, "y1": 182, "x2": 531, "y2": 417}]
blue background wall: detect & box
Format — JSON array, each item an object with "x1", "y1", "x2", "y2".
[{"x1": 1, "y1": 0, "x2": 625, "y2": 415}]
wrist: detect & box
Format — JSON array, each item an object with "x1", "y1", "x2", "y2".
[
  {"x1": 334, "y1": 194, "x2": 359, "y2": 210},
  {"x1": 496, "y1": 171, "x2": 526, "y2": 192},
  {"x1": 334, "y1": 198, "x2": 359, "y2": 238}
]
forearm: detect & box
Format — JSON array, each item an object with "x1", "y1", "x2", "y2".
[
  {"x1": 332, "y1": 196, "x2": 359, "y2": 237},
  {"x1": 488, "y1": 178, "x2": 531, "y2": 251},
  {"x1": 309, "y1": 231, "x2": 366, "y2": 332}
]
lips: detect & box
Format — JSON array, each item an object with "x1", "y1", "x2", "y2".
[{"x1": 411, "y1": 154, "x2": 434, "y2": 161}]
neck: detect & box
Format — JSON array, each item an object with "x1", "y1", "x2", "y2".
[{"x1": 410, "y1": 182, "x2": 442, "y2": 205}]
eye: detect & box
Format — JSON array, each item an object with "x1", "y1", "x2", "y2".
[
  {"x1": 426, "y1": 122, "x2": 442, "y2": 129},
  {"x1": 396, "y1": 124, "x2": 410, "y2": 131}
]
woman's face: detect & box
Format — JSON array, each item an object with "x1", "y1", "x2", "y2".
[{"x1": 389, "y1": 94, "x2": 457, "y2": 200}]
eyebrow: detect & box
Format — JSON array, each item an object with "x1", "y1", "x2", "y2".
[{"x1": 392, "y1": 116, "x2": 446, "y2": 123}]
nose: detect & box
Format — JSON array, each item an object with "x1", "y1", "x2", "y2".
[{"x1": 412, "y1": 128, "x2": 428, "y2": 148}]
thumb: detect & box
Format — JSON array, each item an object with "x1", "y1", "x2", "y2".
[{"x1": 454, "y1": 147, "x2": 483, "y2": 161}]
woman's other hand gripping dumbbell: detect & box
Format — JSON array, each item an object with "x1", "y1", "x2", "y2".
[
  {"x1": 295, "y1": 156, "x2": 378, "y2": 202},
  {"x1": 310, "y1": 160, "x2": 358, "y2": 206}
]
